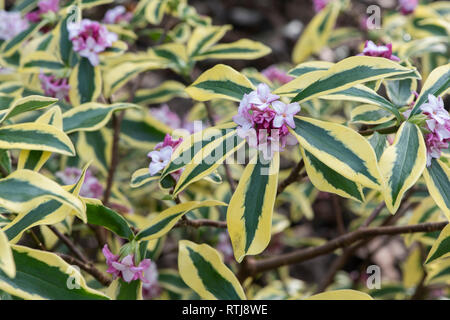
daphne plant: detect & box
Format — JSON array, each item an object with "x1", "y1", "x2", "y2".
[{"x1": 0, "y1": 0, "x2": 449, "y2": 302}]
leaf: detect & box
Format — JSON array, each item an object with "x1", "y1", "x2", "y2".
[
  {"x1": 290, "y1": 116, "x2": 382, "y2": 189},
  {"x1": 291, "y1": 56, "x2": 415, "y2": 103},
  {"x1": 133, "y1": 81, "x2": 186, "y2": 105},
  {"x1": 1, "y1": 21, "x2": 46, "y2": 56},
  {"x1": 130, "y1": 168, "x2": 159, "y2": 188},
  {"x1": 368, "y1": 132, "x2": 388, "y2": 161},
  {"x1": 63, "y1": 102, "x2": 139, "y2": 133},
  {"x1": 0, "y1": 122, "x2": 75, "y2": 156},
  {"x1": 274, "y1": 70, "x2": 326, "y2": 97},
  {"x1": 0, "y1": 169, "x2": 84, "y2": 213},
  {"x1": 103, "y1": 61, "x2": 160, "y2": 97},
  {"x1": 301, "y1": 147, "x2": 364, "y2": 202},
  {"x1": 0, "y1": 95, "x2": 58, "y2": 124},
  {"x1": 402, "y1": 245, "x2": 425, "y2": 288},
  {"x1": 426, "y1": 223, "x2": 450, "y2": 264},
  {"x1": 135, "y1": 200, "x2": 227, "y2": 241},
  {"x1": 144, "y1": 0, "x2": 169, "y2": 25},
  {"x1": 320, "y1": 85, "x2": 402, "y2": 120},
  {"x1": 0, "y1": 229, "x2": 15, "y2": 278},
  {"x1": 2, "y1": 165, "x2": 90, "y2": 242},
  {"x1": 86, "y1": 203, "x2": 134, "y2": 240},
  {"x1": 422, "y1": 158, "x2": 450, "y2": 220},
  {"x1": 159, "y1": 122, "x2": 237, "y2": 189},
  {"x1": 149, "y1": 43, "x2": 188, "y2": 73},
  {"x1": 385, "y1": 78, "x2": 417, "y2": 107},
  {"x1": 193, "y1": 39, "x2": 271, "y2": 61},
  {"x1": 288, "y1": 61, "x2": 334, "y2": 77},
  {"x1": 185, "y1": 64, "x2": 255, "y2": 102},
  {"x1": 76, "y1": 129, "x2": 112, "y2": 175},
  {"x1": 178, "y1": 240, "x2": 246, "y2": 300},
  {"x1": 20, "y1": 51, "x2": 65, "y2": 73},
  {"x1": 172, "y1": 128, "x2": 244, "y2": 196},
  {"x1": 306, "y1": 289, "x2": 373, "y2": 300},
  {"x1": 409, "y1": 63, "x2": 450, "y2": 117},
  {"x1": 17, "y1": 106, "x2": 62, "y2": 171},
  {"x1": 120, "y1": 109, "x2": 170, "y2": 150},
  {"x1": 158, "y1": 269, "x2": 190, "y2": 295},
  {"x1": 292, "y1": 1, "x2": 341, "y2": 64},
  {"x1": 0, "y1": 149, "x2": 12, "y2": 174},
  {"x1": 106, "y1": 278, "x2": 142, "y2": 300},
  {"x1": 425, "y1": 258, "x2": 450, "y2": 285},
  {"x1": 350, "y1": 104, "x2": 395, "y2": 125},
  {"x1": 379, "y1": 122, "x2": 426, "y2": 213},
  {"x1": 69, "y1": 57, "x2": 102, "y2": 106},
  {"x1": 227, "y1": 152, "x2": 279, "y2": 262},
  {"x1": 0, "y1": 245, "x2": 109, "y2": 300},
  {"x1": 187, "y1": 25, "x2": 231, "y2": 58}
]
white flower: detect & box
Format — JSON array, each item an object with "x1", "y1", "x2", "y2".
[
  {"x1": 148, "y1": 146, "x2": 173, "y2": 175},
  {"x1": 272, "y1": 101, "x2": 300, "y2": 128},
  {"x1": 248, "y1": 83, "x2": 280, "y2": 110}
]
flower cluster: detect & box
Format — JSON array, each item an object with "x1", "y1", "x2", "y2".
[
  {"x1": 420, "y1": 95, "x2": 450, "y2": 166},
  {"x1": 68, "y1": 19, "x2": 118, "y2": 66},
  {"x1": 103, "y1": 6, "x2": 133, "y2": 25},
  {"x1": 142, "y1": 261, "x2": 161, "y2": 299},
  {"x1": 39, "y1": 73, "x2": 70, "y2": 102},
  {"x1": 26, "y1": 0, "x2": 59, "y2": 23},
  {"x1": 55, "y1": 167, "x2": 103, "y2": 198},
  {"x1": 0, "y1": 10, "x2": 29, "y2": 41},
  {"x1": 359, "y1": 41, "x2": 400, "y2": 62},
  {"x1": 399, "y1": 0, "x2": 418, "y2": 15},
  {"x1": 313, "y1": 0, "x2": 330, "y2": 13},
  {"x1": 261, "y1": 66, "x2": 294, "y2": 85},
  {"x1": 103, "y1": 245, "x2": 155, "y2": 284},
  {"x1": 233, "y1": 83, "x2": 299, "y2": 159},
  {"x1": 148, "y1": 134, "x2": 183, "y2": 177}
]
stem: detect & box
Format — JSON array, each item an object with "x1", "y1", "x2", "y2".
[
  {"x1": 240, "y1": 221, "x2": 447, "y2": 280},
  {"x1": 277, "y1": 160, "x2": 305, "y2": 195},
  {"x1": 58, "y1": 253, "x2": 111, "y2": 287},
  {"x1": 174, "y1": 218, "x2": 227, "y2": 229},
  {"x1": 48, "y1": 225, "x2": 89, "y2": 264}
]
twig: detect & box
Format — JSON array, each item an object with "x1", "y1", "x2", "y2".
[
  {"x1": 48, "y1": 225, "x2": 89, "y2": 264},
  {"x1": 58, "y1": 253, "x2": 112, "y2": 287},
  {"x1": 238, "y1": 221, "x2": 447, "y2": 281},
  {"x1": 174, "y1": 217, "x2": 227, "y2": 229},
  {"x1": 359, "y1": 125, "x2": 399, "y2": 136},
  {"x1": 27, "y1": 229, "x2": 47, "y2": 251},
  {"x1": 276, "y1": 159, "x2": 305, "y2": 195},
  {"x1": 333, "y1": 195, "x2": 346, "y2": 235}
]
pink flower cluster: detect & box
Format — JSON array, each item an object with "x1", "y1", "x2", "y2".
[
  {"x1": 399, "y1": 0, "x2": 418, "y2": 15},
  {"x1": 151, "y1": 104, "x2": 196, "y2": 133},
  {"x1": 103, "y1": 6, "x2": 133, "y2": 24},
  {"x1": 148, "y1": 134, "x2": 183, "y2": 177},
  {"x1": 39, "y1": 73, "x2": 70, "y2": 102},
  {"x1": 26, "y1": 0, "x2": 59, "y2": 23},
  {"x1": 313, "y1": 0, "x2": 331, "y2": 13},
  {"x1": 359, "y1": 40, "x2": 400, "y2": 62},
  {"x1": 261, "y1": 66, "x2": 294, "y2": 85},
  {"x1": 55, "y1": 167, "x2": 103, "y2": 198},
  {"x1": 0, "y1": 10, "x2": 29, "y2": 41},
  {"x1": 420, "y1": 95, "x2": 450, "y2": 166},
  {"x1": 233, "y1": 83, "x2": 299, "y2": 159},
  {"x1": 68, "y1": 19, "x2": 118, "y2": 66},
  {"x1": 142, "y1": 262, "x2": 161, "y2": 299},
  {"x1": 103, "y1": 245, "x2": 156, "y2": 284}
]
